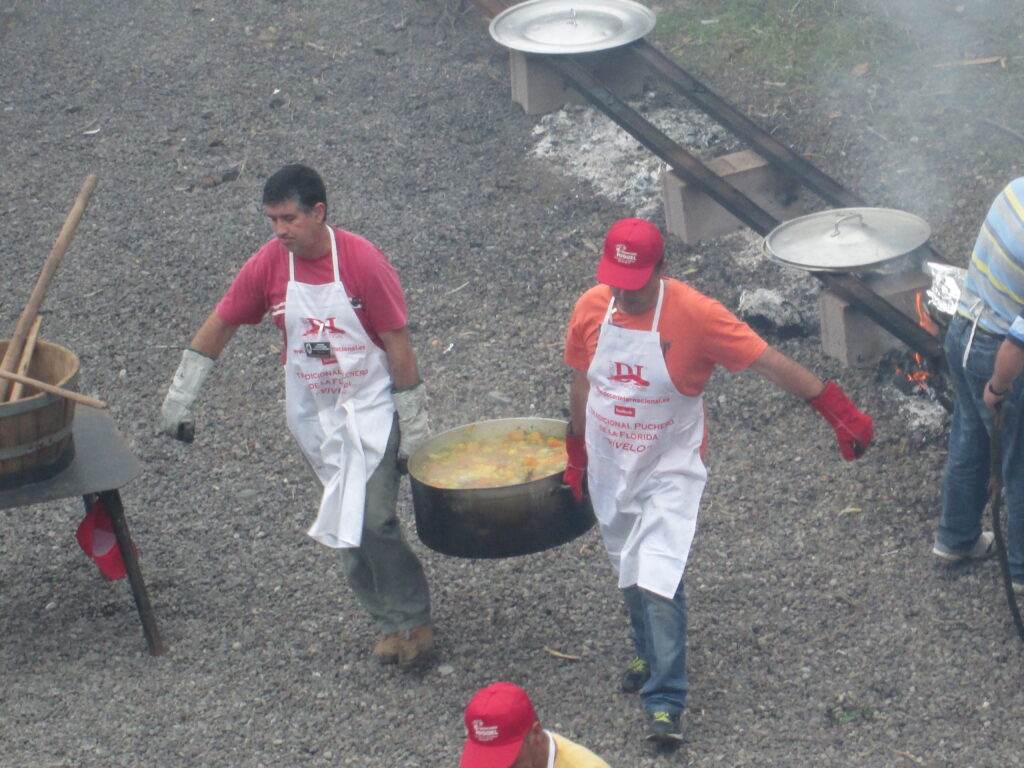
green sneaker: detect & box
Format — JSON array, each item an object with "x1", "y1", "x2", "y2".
[
  {"x1": 646, "y1": 711, "x2": 682, "y2": 743},
  {"x1": 621, "y1": 657, "x2": 650, "y2": 693}
]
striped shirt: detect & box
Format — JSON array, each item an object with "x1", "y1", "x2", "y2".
[{"x1": 958, "y1": 177, "x2": 1024, "y2": 341}]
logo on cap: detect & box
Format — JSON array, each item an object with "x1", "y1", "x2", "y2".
[
  {"x1": 471, "y1": 720, "x2": 499, "y2": 742},
  {"x1": 614, "y1": 243, "x2": 638, "y2": 265}
]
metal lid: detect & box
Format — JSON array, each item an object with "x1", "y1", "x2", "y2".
[
  {"x1": 488, "y1": 0, "x2": 656, "y2": 55},
  {"x1": 762, "y1": 207, "x2": 932, "y2": 272}
]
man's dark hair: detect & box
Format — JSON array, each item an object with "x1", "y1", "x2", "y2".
[{"x1": 262, "y1": 164, "x2": 327, "y2": 212}]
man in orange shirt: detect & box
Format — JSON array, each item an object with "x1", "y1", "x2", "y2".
[{"x1": 563, "y1": 218, "x2": 873, "y2": 745}]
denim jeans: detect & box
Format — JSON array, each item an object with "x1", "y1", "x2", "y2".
[
  {"x1": 622, "y1": 580, "x2": 688, "y2": 715},
  {"x1": 338, "y1": 417, "x2": 432, "y2": 634},
  {"x1": 938, "y1": 313, "x2": 1024, "y2": 579}
]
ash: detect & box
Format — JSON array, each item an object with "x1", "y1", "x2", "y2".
[{"x1": 531, "y1": 98, "x2": 739, "y2": 215}]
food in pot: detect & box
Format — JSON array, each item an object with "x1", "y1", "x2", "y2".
[{"x1": 415, "y1": 428, "x2": 566, "y2": 489}]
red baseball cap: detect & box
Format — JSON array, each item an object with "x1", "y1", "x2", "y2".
[
  {"x1": 596, "y1": 217, "x2": 664, "y2": 290},
  {"x1": 460, "y1": 682, "x2": 537, "y2": 768}
]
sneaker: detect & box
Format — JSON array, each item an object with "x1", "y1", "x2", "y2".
[
  {"x1": 645, "y1": 711, "x2": 682, "y2": 743},
  {"x1": 932, "y1": 531, "x2": 996, "y2": 562},
  {"x1": 1013, "y1": 581, "x2": 1024, "y2": 594},
  {"x1": 621, "y1": 657, "x2": 651, "y2": 693}
]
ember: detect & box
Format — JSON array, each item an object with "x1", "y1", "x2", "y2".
[{"x1": 879, "y1": 291, "x2": 952, "y2": 411}]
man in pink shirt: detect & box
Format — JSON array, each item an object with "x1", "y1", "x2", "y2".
[{"x1": 160, "y1": 165, "x2": 433, "y2": 668}]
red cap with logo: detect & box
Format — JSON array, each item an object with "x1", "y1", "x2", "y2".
[
  {"x1": 460, "y1": 682, "x2": 538, "y2": 768},
  {"x1": 596, "y1": 217, "x2": 664, "y2": 290}
]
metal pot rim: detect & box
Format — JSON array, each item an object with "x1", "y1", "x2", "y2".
[
  {"x1": 762, "y1": 206, "x2": 931, "y2": 273},
  {"x1": 408, "y1": 417, "x2": 568, "y2": 491}
]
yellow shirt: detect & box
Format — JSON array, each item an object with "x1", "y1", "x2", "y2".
[{"x1": 551, "y1": 732, "x2": 611, "y2": 768}]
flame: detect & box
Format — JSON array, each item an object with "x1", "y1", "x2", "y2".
[{"x1": 895, "y1": 291, "x2": 939, "y2": 391}]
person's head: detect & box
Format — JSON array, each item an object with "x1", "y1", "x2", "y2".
[
  {"x1": 596, "y1": 217, "x2": 666, "y2": 315},
  {"x1": 460, "y1": 682, "x2": 548, "y2": 768},
  {"x1": 262, "y1": 164, "x2": 329, "y2": 260},
  {"x1": 262, "y1": 163, "x2": 327, "y2": 212}
]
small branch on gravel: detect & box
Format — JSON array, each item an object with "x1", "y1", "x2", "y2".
[
  {"x1": 866, "y1": 126, "x2": 892, "y2": 143},
  {"x1": 889, "y1": 747, "x2": 925, "y2": 764},
  {"x1": 445, "y1": 280, "x2": 470, "y2": 295},
  {"x1": 983, "y1": 119, "x2": 1024, "y2": 147},
  {"x1": 543, "y1": 646, "x2": 583, "y2": 661}
]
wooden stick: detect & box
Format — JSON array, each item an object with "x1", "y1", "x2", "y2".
[
  {"x1": 0, "y1": 174, "x2": 99, "y2": 400},
  {"x1": 7, "y1": 315, "x2": 42, "y2": 402},
  {"x1": 0, "y1": 369, "x2": 107, "y2": 409}
]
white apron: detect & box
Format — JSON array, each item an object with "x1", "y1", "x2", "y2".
[
  {"x1": 585, "y1": 281, "x2": 708, "y2": 599},
  {"x1": 283, "y1": 226, "x2": 395, "y2": 548}
]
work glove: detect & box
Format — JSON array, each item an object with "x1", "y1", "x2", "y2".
[
  {"x1": 809, "y1": 380, "x2": 873, "y2": 460},
  {"x1": 563, "y1": 433, "x2": 588, "y2": 503},
  {"x1": 393, "y1": 382, "x2": 431, "y2": 464},
  {"x1": 160, "y1": 348, "x2": 214, "y2": 443}
]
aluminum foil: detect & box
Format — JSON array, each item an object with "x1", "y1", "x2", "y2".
[{"x1": 924, "y1": 261, "x2": 966, "y2": 317}]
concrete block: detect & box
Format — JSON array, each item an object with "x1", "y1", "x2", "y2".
[
  {"x1": 661, "y1": 149, "x2": 803, "y2": 244},
  {"x1": 509, "y1": 48, "x2": 647, "y2": 115},
  {"x1": 819, "y1": 270, "x2": 933, "y2": 367}
]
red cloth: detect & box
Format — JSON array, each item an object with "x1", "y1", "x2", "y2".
[
  {"x1": 216, "y1": 226, "x2": 408, "y2": 362},
  {"x1": 563, "y1": 433, "x2": 588, "y2": 502},
  {"x1": 76, "y1": 500, "x2": 127, "y2": 580}
]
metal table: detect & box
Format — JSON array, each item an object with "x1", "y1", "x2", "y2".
[{"x1": 0, "y1": 407, "x2": 165, "y2": 655}]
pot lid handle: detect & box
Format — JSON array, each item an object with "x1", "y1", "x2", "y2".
[{"x1": 831, "y1": 213, "x2": 864, "y2": 238}]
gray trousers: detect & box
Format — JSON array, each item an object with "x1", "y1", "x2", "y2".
[{"x1": 337, "y1": 417, "x2": 432, "y2": 634}]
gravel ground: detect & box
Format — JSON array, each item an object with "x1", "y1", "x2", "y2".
[{"x1": 2, "y1": 1, "x2": 1024, "y2": 767}]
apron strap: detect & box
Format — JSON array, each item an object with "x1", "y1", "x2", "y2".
[
  {"x1": 327, "y1": 225, "x2": 340, "y2": 283},
  {"x1": 603, "y1": 280, "x2": 665, "y2": 331},
  {"x1": 288, "y1": 226, "x2": 341, "y2": 283},
  {"x1": 963, "y1": 296, "x2": 983, "y2": 368}
]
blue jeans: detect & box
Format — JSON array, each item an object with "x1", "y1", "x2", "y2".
[
  {"x1": 938, "y1": 314, "x2": 1024, "y2": 579},
  {"x1": 623, "y1": 580, "x2": 688, "y2": 715}
]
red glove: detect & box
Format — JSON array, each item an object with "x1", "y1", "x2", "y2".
[
  {"x1": 809, "y1": 381, "x2": 873, "y2": 461},
  {"x1": 563, "y1": 434, "x2": 588, "y2": 502}
]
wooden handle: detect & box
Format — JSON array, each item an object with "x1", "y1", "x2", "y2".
[
  {"x1": 0, "y1": 369, "x2": 107, "y2": 409},
  {"x1": 7, "y1": 315, "x2": 42, "y2": 402},
  {"x1": 0, "y1": 174, "x2": 99, "y2": 399}
]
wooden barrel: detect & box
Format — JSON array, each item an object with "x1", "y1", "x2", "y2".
[{"x1": 0, "y1": 339, "x2": 78, "y2": 490}]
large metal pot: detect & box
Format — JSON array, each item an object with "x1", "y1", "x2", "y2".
[
  {"x1": 408, "y1": 417, "x2": 595, "y2": 559},
  {"x1": 762, "y1": 207, "x2": 932, "y2": 277}
]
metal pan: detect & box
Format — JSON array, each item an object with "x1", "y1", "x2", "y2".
[
  {"x1": 763, "y1": 207, "x2": 931, "y2": 275},
  {"x1": 408, "y1": 417, "x2": 595, "y2": 559},
  {"x1": 489, "y1": 0, "x2": 656, "y2": 55}
]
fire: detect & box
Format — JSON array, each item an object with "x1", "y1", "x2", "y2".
[{"x1": 895, "y1": 291, "x2": 939, "y2": 391}]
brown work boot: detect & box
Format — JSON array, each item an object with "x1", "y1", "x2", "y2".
[
  {"x1": 397, "y1": 622, "x2": 434, "y2": 669},
  {"x1": 372, "y1": 631, "x2": 402, "y2": 665}
]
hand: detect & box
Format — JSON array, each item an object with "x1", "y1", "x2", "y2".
[
  {"x1": 809, "y1": 380, "x2": 873, "y2": 460},
  {"x1": 393, "y1": 382, "x2": 430, "y2": 463},
  {"x1": 984, "y1": 380, "x2": 1010, "y2": 411},
  {"x1": 160, "y1": 349, "x2": 214, "y2": 441},
  {"x1": 563, "y1": 433, "x2": 588, "y2": 502}
]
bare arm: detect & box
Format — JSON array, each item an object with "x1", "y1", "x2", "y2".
[
  {"x1": 568, "y1": 367, "x2": 589, "y2": 435},
  {"x1": 189, "y1": 311, "x2": 240, "y2": 359},
  {"x1": 985, "y1": 337, "x2": 1024, "y2": 409},
  {"x1": 748, "y1": 346, "x2": 824, "y2": 400},
  {"x1": 379, "y1": 326, "x2": 420, "y2": 390}
]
